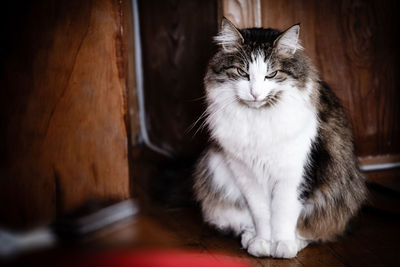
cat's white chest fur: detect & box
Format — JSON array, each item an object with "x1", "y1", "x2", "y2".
[
  {"x1": 207, "y1": 83, "x2": 318, "y2": 181},
  {"x1": 204, "y1": 82, "x2": 318, "y2": 258}
]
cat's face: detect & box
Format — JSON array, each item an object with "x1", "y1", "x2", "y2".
[
  {"x1": 226, "y1": 51, "x2": 285, "y2": 109},
  {"x1": 207, "y1": 18, "x2": 310, "y2": 109}
]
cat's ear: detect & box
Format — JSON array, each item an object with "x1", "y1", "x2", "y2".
[
  {"x1": 214, "y1": 17, "x2": 244, "y2": 52},
  {"x1": 273, "y1": 24, "x2": 303, "y2": 55}
]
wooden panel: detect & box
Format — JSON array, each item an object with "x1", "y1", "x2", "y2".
[
  {"x1": 221, "y1": 0, "x2": 261, "y2": 28},
  {"x1": 138, "y1": 0, "x2": 219, "y2": 156},
  {"x1": 258, "y1": 0, "x2": 400, "y2": 157},
  {"x1": 0, "y1": 0, "x2": 132, "y2": 227},
  {"x1": 359, "y1": 154, "x2": 400, "y2": 167}
]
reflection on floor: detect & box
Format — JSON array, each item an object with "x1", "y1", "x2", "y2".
[{"x1": 6, "y1": 149, "x2": 400, "y2": 267}]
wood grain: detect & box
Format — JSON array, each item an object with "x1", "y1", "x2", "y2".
[
  {"x1": 359, "y1": 154, "x2": 400, "y2": 166},
  {"x1": 125, "y1": 149, "x2": 400, "y2": 267},
  {"x1": 138, "y1": 0, "x2": 219, "y2": 156},
  {"x1": 258, "y1": 0, "x2": 400, "y2": 157},
  {"x1": 221, "y1": 0, "x2": 261, "y2": 28},
  {"x1": 139, "y1": 0, "x2": 400, "y2": 160},
  {"x1": 11, "y1": 187, "x2": 400, "y2": 266},
  {"x1": 0, "y1": 0, "x2": 132, "y2": 227}
]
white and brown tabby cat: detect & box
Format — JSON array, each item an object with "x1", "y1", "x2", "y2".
[{"x1": 193, "y1": 18, "x2": 366, "y2": 258}]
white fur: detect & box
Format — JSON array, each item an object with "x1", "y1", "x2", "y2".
[
  {"x1": 203, "y1": 53, "x2": 317, "y2": 258},
  {"x1": 275, "y1": 25, "x2": 303, "y2": 54},
  {"x1": 214, "y1": 19, "x2": 243, "y2": 52}
]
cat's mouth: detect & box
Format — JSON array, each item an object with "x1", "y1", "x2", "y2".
[
  {"x1": 241, "y1": 100, "x2": 268, "y2": 108},
  {"x1": 239, "y1": 91, "x2": 283, "y2": 109}
]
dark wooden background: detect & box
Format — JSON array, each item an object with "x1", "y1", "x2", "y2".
[
  {"x1": 0, "y1": 0, "x2": 133, "y2": 227},
  {"x1": 139, "y1": 0, "x2": 399, "y2": 160},
  {"x1": 138, "y1": 0, "x2": 219, "y2": 157},
  {"x1": 0, "y1": 0, "x2": 399, "y2": 227},
  {"x1": 260, "y1": 0, "x2": 400, "y2": 158}
]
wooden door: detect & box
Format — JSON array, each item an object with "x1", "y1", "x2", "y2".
[
  {"x1": 222, "y1": 0, "x2": 400, "y2": 164},
  {"x1": 0, "y1": 0, "x2": 134, "y2": 227}
]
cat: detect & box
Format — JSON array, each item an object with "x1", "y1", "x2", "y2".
[{"x1": 193, "y1": 18, "x2": 366, "y2": 258}]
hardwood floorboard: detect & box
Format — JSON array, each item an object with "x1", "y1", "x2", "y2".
[
  {"x1": 6, "y1": 151, "x2": 400, "y2": 266},
  {"x1": 126, "y1": 150, "x2": 400, "y2": 266}
]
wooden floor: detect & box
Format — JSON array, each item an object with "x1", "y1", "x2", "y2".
[
  {"x1": 127, "y1": 150, "x2": 400, "y2": 267},
  {"x1": 6, "y1": 150, "x2": 400, "y2": 266},
  {"x1": 129, "y1": 203, "x2": 399, "y2": 267},
  {"x1": 13, "y1": 197, "x2": 398, "y2": 266}
]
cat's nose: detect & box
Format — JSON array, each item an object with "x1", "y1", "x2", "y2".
[{"x1": 250, "y1": 92, "x2": 260, "y2": 100}]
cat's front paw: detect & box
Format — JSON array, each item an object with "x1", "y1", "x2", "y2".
[
  {"x1": 240, "y1": 230, "x2": 256, "y2": 249},
  {"x1": 271, "y1": 240, "x2": 298, "y2": 258},
  {"x1": 247, "y1": 237, "x2": 271, "y2": 257}
]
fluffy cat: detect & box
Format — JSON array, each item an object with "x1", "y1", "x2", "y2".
[{"x1": 193, "y1": 18, "x2": 366, "y2": 258}]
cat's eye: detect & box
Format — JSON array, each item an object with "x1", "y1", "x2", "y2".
[
  {"x1": 237, "y1": 68, "x2": 249, "y2": 78},
  {"x1": 265, "y1": 71, "x2": 278, "y2": 79}
]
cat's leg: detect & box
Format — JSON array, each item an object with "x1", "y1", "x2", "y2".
[
  {"x1": 202, "y1": 202, "x2": 255, "y2": 248},
  {"x1": 240, "y1": 229, "x2": 256, "y2": 249},
  {"x1": 195, "y1": 149, "x2": 256, "y2": 247},
  {"x1": 227, "y1": 156, "x2": 272, "y2": 257},
  {"x1": 270, "y1": 172, "x2": 304, "y2": 258}
]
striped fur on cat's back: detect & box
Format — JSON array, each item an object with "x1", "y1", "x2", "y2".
[{"x1": 193, "y1": 18, "x2": 366, "y2": 258}]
